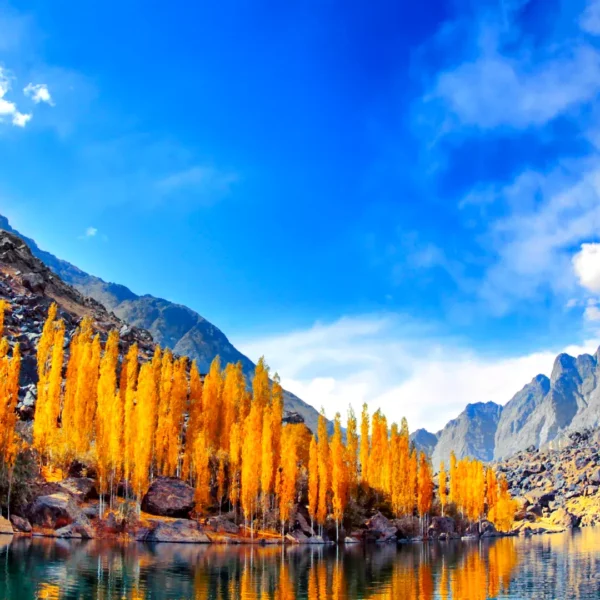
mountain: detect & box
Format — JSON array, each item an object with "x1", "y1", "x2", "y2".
[
  {"x1": 0, "y1": 215, "x2": 322, "y2": 433},
  {"x1": 410, "y1": 428, "x2": 439, "y2": 455},
  {"x1": 431, "y1": 401, "x2": 503, "y2": 466},
  {"x1": 494, "y1": 350, "x2": 600, "y2": 459}
]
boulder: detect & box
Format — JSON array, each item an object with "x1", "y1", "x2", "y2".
[
  {"x1": 427, "y1": 516, "x2": 455, "y2": 539},
  {"x1": 144, "y1": 519, "x2": 210, "y2": 543},
  {"x1": 58, "y1": 478, "x2": 98, "y2": 503},
  {"x1": 549, "y1": 508, "x2": 578, "y2": 529},
  {"x1": 141, "y1": 478, "x2": 194, "y2": 518},
  {"x1": 524, "y1": 490, "x2": 555, "y2": 508},
  {"x1": 365, "y1": 512, "x2": 398, "y2": 542},
  {"x1": 344, "y1": 536, "x2": 360, "y2": 544},
  {"x1": 26, "y1": 493, "x2": 89, "y2": 529},
  {"x1": 0, "y1": 516, "x2": 13, "y2": 535},
  {"x1": 53, "y1": 518, "x2": 95, "y2": 539},
  {"x1": 10, "y1": 515, "x2": 31, "y2": 533},
  {"x1": 286, "y1": 530, "x2": 309, "y2": 544},
  {"x1": 206, "y1": 516, "x2": 239, "y2": 535}
]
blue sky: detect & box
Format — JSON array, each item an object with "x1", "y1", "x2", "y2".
[{"x1": 2, "y1": 0, "x2": 600, "y2": 430}]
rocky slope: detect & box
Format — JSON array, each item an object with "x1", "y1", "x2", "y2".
[
  {"x1": 431, "y1": 401, "x2": 503, "y2": 466},
  {"x1": 496, "y1": 428, "x2": 600, "y2": 532},
  {"x1": 0, "y1": 216, "x2": 322, "y2": 432},
  {"x1": 0, "y1": 229, "x2": 155, "y2": 415}
]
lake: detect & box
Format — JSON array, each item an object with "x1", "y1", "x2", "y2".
[{"x1": 0, "y1": 529, "x2": 599, "y2": 599}]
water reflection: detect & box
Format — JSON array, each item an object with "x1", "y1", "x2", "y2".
[{"x1": 0, "y1": 530, "x2": 598, "y2": 599}]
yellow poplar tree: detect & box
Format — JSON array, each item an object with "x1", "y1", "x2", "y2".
[
  {"x1": 123, "y1": 343, "x2": 139, "y2": 490},
  {"x1": 33, "y1": 307, "x2": 65, "y2": 461},
  {"x1": 183, "y1": 360, "x2": 203, "y2": 480},
  {"x1": 345, "y1": 406, "x2": 358, "y2": 498},
  {"x1": 241, "y1": 399, "x2": 262, "y2": 536},
  {"x1": 202, "y1": 356, "x2": 223, "y2": 451},
  {"x1": 133, "y1": 361, "x2": 158, "y2": 505},
  {"x1": 96, "y1": 330, "x2": 120, "y2": 509},
  {"x1": 417, "y1": 452, "x2": 433, "y2": 533},
  {"x1": 330, "y1": 413, "x2": 348, "y2": 540},
  {"x1": 308, "y1": 435, "x2": 318, "y2": 531},
  {"x1": 439, "y1": 462, "x2": 448, "y2": 516},
  {"x1": 279, "y1": 426, "x2": 298, "y2": 537},
  {"x1": 261, "y1": 403, "x2": 274, "y2": 519},
  {"x1": 316, "y1": 412, "x2": 330, "y2": 532},
  {"x1": 359, "y1": 403, "x2": 370, "y2": 486}
]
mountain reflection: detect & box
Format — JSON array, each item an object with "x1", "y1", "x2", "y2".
[{"x1": 0, "y1": 531, "x2": 599, "y2": 599}]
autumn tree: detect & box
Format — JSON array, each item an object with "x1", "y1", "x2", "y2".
[
  {"x1": 439, "y1": 462, "x2": 448, "y2": 516},
  {"x1": 316, "y1": 412, "x2": 330, "y2": 534},
  {"x1": 330, "y1": 413, "x2": 348, "y2": 540},
  {"x1": 122, "y1": 343, "x2": 139, "y2": 493},
  {"x1": 96, "y1": 330, "x2": 120, "y2": 511},
  {"x1": 279, "y1": 426, "x2": 299, "y2": 537},
  {"x1": 345, "y1": 406, "x2": 358, "y2": 499},
  {"x1": 308, "y1": 435, "x2": 318, "y2": 531},
  {"x1": 359, "y1": 403, "x2": 370, "y2": 486},
  {"x1": 33, "y1": 305, "x2": 65, "y2": 461},
  {"x1": 417, "y1": 452, "x2": 433, "y2": 534}
]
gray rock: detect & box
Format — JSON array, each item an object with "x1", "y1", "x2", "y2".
[
  {"x1": 141, "y1": 477, "x2": 195, "y2": 518},
  {"x1": 144, "y1": 520, "x2": 210, "y2": 543},
  {"x1": 26, "y1": 493, "x2": 90, "y2": 530}
]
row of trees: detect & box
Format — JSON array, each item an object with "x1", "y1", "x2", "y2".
[{"x1": 3, "y1": 301, "x2": 516, "y2": 535}]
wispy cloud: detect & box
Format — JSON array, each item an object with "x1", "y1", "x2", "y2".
[
  {"x1": 156, "y1": 165, "x2": 239, "y2": 205},
  {"x1": 78, "y1": 226, "x2": 98, "y2": 240},
  {"x1": 237, "y1": 314, "x2": 600, "y2": 432},
  {"x1": 23, "y1": 82, "x2": 54, "y2": 106}
]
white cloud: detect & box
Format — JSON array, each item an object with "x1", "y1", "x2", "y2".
[
  {"x1": 573, "y1": 242, "x2": 600, "y2": 292},
  {"x1": 584, "y1": 302, "x2": 600, "y2": 321},
  {"x1": 78, "y1": 227, "x2": 98, "y2": 240},
  {"x1": 476, "y1": 165, "x2": 600, "y2": 313},
  {"x1": 0, "y1": 67, "x2": 31, "y2": 127},
  {"x1": 236, "y1": 314, "x2": 600, "y2": 433},
  {"x1": 432, "y1": 44, "x2": 600, "y2": 131},
  {"x1": 23, "y1": 82, "x2": 54, "y2": 106},
  {"x1": 422, "y1": 0, "x2": 600, "y2": 133}
]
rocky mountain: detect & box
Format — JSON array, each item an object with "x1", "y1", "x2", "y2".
[
  {"x1": 431, "y1": 402, "x2": 503, "y2": 466},
  {"x1": 416, "y1": 347, "x2": 600, "y2": 465},
  {"x1": 410, "y1": 428, "x2": 439, "y2": 455},
  {"x1": 494, "y1": 350, "x2": 600, "y2": 459},
  {"x1": 0, "y1": 216, "x2": 322, "y2": 432}
]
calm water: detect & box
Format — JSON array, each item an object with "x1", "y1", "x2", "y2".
[{"x1": 0, "y1": 530, "x2": 599, "y2": 599}]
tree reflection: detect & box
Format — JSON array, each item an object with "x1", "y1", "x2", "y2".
[{"x1": 8, "y1": 532, "x2": 600, "y2": 600}]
